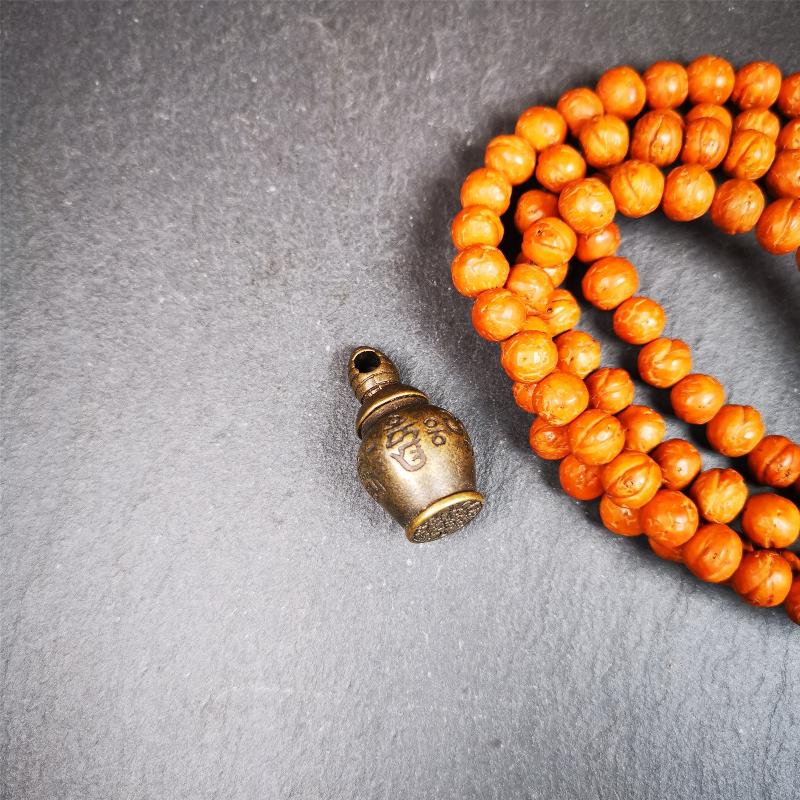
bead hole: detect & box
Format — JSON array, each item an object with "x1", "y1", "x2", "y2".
[{"x1": 354, "y1": 350, "x2": 381, "y2": 373}]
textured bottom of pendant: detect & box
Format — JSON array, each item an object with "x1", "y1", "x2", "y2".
[{"x1": 405, "y1": 491, "x2": 484, "y2": 543}]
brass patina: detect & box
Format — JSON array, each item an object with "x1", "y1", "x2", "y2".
[{"x1": 348, "y1": 346, "x2": 484, "y2": 542}]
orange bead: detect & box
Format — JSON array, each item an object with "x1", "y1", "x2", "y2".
[
  {"x1": 732, "y1": 551, "x2": 793, "y2": 608},
  {"x1": 644, "y1": 61, "x2": 689, "y2": 109},
  {"x1": 662, "y1": 164, "x2": 715, "y2": 221},
  {"x1": 687, "y1": 55, "x2": 735, "y2": 104},
  {"x1": 756, "y1": 198, "x2": 800, "y2": 254},
  {"x1": 451, "y1": 205, "x2": 504, "y2": 250},
  {"x1": 651, "y1": 438, "x2": 702, "y2": 491},
  {"x1": 741, "y1": 493, "x2": 800, "y2": 549},
  {"x1": 529, "y1": 415, "x2": 571, "y2": 460},
  {"x1": 513, "y1": 381, "x2": 538, "y2": 413},
  {"x1": 579, "y1": 115, "x2": 630, "y2": 169},
  {"x1": 555, "y1": 330, "x2": 602, "y2": 379},
  {"x1": 706, "y1": 404, "x2": 765, "y2": 457},
  {"x1": 617, "y1": 404, "x2": 666, "y2": 453},
  {"x1": 535, "y1": 144, "x2": 587, "y2": 193},
  {"x1": 670, "y1": 373, "x2": 725, "y2": 425},
  {"x1": 681, "y1": 117, "x2": 730, "y2": 170},
  {"x1": 689, "y1": 468, "x2": 748, "y2": 523},
  {"x1": 600, "y1": 494, "x2": 642, "y2": 536},
  {"x1": 540, "y1": 260, "x2": 570, "y2": 288},
  {"x1": 747, "y1": 435, "x2": 800, "y2": 488},
  {"x1": 630, "y1": 110, "x2": 683, "y2": 166},
  {"x1": 601, "y1": 450, "x2": 662, "y2": 509},
  {"x1": 540, "y1": 289, "x2": 580, "y2": 336},
  {"x1": 732, "y1": 61, "x2": 782, "y2": 110},
  {"x1": 516, "y1": 106, "x2": 568, "y2": 151},
  {"x1": 556, "y1": 86, "x2": 604, "y2": 136},
  {"x1": 637, "y1": 337, "x2": 692, "y2": 388},
  {"x1": 649, "y1": 537, "x2": 684, "y2": 563},
  {"x1": 608, "y1": 160, "x2": 664, "y2": 218},
  {"x1": 521, "y1": 216, "x2": 577, "y2": 268},
  {"x1": 557, "y1": 177, "x2": 616, "y2": 235},
  {"x1": 506, "y1": 262, "x2": 555, "y2": 314},
  {"x1": 710, "y1": 178, "x2": 765, "y2": 234},
  {"x1": 575, "y1": 222, "x2": 621, "y2": 262},
  {"x1": 733, "y1": 108, "x2": 781, "y2": 141},
  {"x1": 612, "y1": 296, "x2": 666, "y2": 344},
  {"x1": 484, "y1": 134, "x2": 536, "y2": 185},
  {"x1": 514, "y1": 189, "x2": 560, "y2": 233},
  {"x1": 567, "y1": 409, "x2": 626, "y2": 465},
  {"x1": 766, "y1": 149, "x2": 800, "y2": 199},
  {"x1": 471, "y1": 288, "x2": 527, "y2": 342},
  {"x1": 532, "y1": 371, "x2": 590, "y2": 426},
  {"x1": 581, "y1": 256, "x2": 639, "y2": 310},
  {"x1": 460, "y1": 168, "x2": 512, "y2": 215},
  {"x1": 585, "y1": 367, "x2": 635, "y2": 415},
  {"x1": 500, "y1": 330, "x2": 558, "y2": 383},
  {"x1": 723, "y1": 130, "x2": 776, "y2": 180},
  {"x1": 784, "y1": 577, "x2": 800, "y2": 624},
  {"x1": 778, "y1": 72, "x2": 800, "y2": 118},
  {"x1": 451, "y1": 245, "x2": 510, "y2": 297},
  {"x1": 640, "y1": 489, "x2": 699, "y2": 546},
  {"x1": 683, "y1": 523, "x2": 743, "y2": 583},
  {"x1": 685, "y1": 102, "x2": 733, "y2": 131},
  {"x1": 596, "y1": 65, "x2": 646, "y2": 120},
  {"x1": 559, "y1": 454, "x2": 604, "y2": 501},
  {"x1": 519, "y1": 315, "x2": 550, "y2": 335},
  {"x1": 777, "y1": 119, "x2": 800, "y2": 151}
]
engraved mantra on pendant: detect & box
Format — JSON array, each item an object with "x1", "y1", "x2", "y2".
[{"x1": 383, "y1": 413, "x2": 465, "y2": 472}]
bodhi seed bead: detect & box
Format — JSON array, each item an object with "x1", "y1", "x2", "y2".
[
  {"x1": 581, "y1": 256, "x2": 639, "y2": 310},
  {"x1": 732, "y1": 61, "x2": 782, "y2": 110},
  {"x1": 732, "y1": 551, "x2": 793, "y2": 608},
  {"x1": 601, "y1": 451, "x2": 662, "y2": 509},
  {"x1": 662, "y1": 164, "x2": 715, "y2": 221},
  {"x1": 519, "y1": 315, "x2": 551, "y2": 334},
  {"x1": 649, "y1": 537, "x2": 684, "y2": 563},
  {"x1": 777, "y1": 119, "x2": 800, "y2": 151},
  {"x1": 506, "y1": 262, "x2": 555, "y2": 314},
  {"x1": 640, "y1": 489, "x2": 699, "y2": 547},
  {"x1": 596, "y1": 65, "x2": 647, "y2": 121},
  {"x1": 599, "y1": 494, "x2": 643, "y2": 536},
  {"x1": 637, "y1": 338, "x2": 692, "y2": 388},
  {"x1": 559, "y1": 455, "x2": 604, "y2": 501},
  {"x1": 778, "y1": 72, "x2": 800, "y2": 118},
  {"x1": 516, "y1": 106, "x2": 567, "y2": 151},
  {"x1": 471, "y1": 289, "x2": 527, "y2": 342},
  {"x1": 556, "y1": 86, "x2": 604, "y2": 136},
  {"x1": 733, "y1": 108, "x2": 781, "y2": 141},
  {"x1": 579, "y1": 115, "x2": 630, "y2": 169},
  {"x1": 557, "y1": 177, "x2": 616, "y2": 235},
  {"x1": 575, "y1": 222, "x2": 621, "y2": 262},
  {"x1": 651, "y1": 438, "x2": 702, "y2": 491},
  {"x1": 617, "y1": 405, "x2": 666, "y2": 453},
  {"x1": 723, "y1": 130, "x2": 776, "y2": 181},
  {"x1": 689, "y1": 468, "x2": 748, "y2": 524},
  {"x1": 460, "y1": 168, "x2": 513, "y2": 215},
  {"x1": 535, "y1": 144, "x2": 587, "y2": 193},
  {"x1": 513, "y1": 381, "x2": 538, "y2": 413},
  {"x1": 670, "y1": 373, "x2": 726, "y2": 425},
  {"x1": 686, "y1": 55, "x2": 735, "y2": 105},
  {"x1": 540, "y1": 260, "x2": 570, "y2": 288},
  {"x1": 766, "y1": 149, "x2": 800, "y2": 199},
  {"x1": 710, "y1": 179, "x2": 765, "y2": 234},
  {"x1": 756, "y1": 198, "x2": 800, "y2": 254},
  {"x1": 706, "y1": 404, "x2": 765, "y2": 457},
  {"x1": 631, "y1": 110, "x2": 683, "y2": 166},
  {"x1": 451, "y1": 245, "x2": 509, "y2": 297},
  {"x1": 555, "y1": 330, "x2": 602, "y2": 379},
  {"x1": 484, "y1": 134, "x2": 537, "y2": 185},
  {"x1": 585, "y1": 367, "x2": 635, "y2": 415},
  {"x1": 532, "y1": 371, "x2": 590, "y2": 426},
  {"x1": 451, "y1": 205, "x2": 504, "y2": 249},
  {"x1": 540, "y1": 289, "x2": 581, "y2": 336},
  {"x1": 685, "y1": 102, "x2": 733, "y2": 131},
  {"x1": 500, "y1": 331, "x2": 558, "y2": 383},
  {"x1": 567, "y1": 409, "x2": 626, "y2": 466},
  {"x1": 741, "y1": 493, "x2": 800, "y2": 549},
  {"x1": 643, "y1": 61, "x2": 689, "y2": 109},
  {"x1": 683, "y1": 523, "x2": 743, "y2": 584},
  {"x1": 612, "y1": 296, "x2": 666, "y2": 344},
  {"x1": 609, "y1": 160, "x2": 665, "y2": 218},
  {"x1": 747, "y1": 435, "x2": 800, "y2": 488},
  {"x1": 514, "y1": 189, "x2": 560, "y2": 233},
  {"x1": 529, "y1": 416, "x2": 572, "y2": 460},
  {"x1": 681, "y1": 117, "x2": 730, "y2": 170},
  {"x1": 521, "y1": 217, "x2": 577, "y2": 268}
]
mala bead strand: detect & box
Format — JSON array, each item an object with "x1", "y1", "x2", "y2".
[{"x1": 449, "y1": 57, "x2": 800, "y2": 623}]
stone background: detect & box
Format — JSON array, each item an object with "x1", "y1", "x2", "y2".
[{"x1": 2, "y1": 2, "x2": 799, "y2": 799}]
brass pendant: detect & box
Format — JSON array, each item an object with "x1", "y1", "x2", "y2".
[{"x1": 348, "y1": 347, "x2": 484, "y2": 543}]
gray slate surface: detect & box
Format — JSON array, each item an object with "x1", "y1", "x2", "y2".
[{"x1": 2, "y1": 2, "x2": 799, "y2": 799}]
